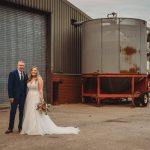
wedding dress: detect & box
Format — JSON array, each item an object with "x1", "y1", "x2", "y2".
[{"x1": 21, "y1": 80, "x2": 80, "y2": 135}]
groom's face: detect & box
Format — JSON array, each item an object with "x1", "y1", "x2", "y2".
[{"x1": 17, "y1": 62, "x2": 25, "y2": 72}]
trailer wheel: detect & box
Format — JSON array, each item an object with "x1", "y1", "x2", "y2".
[
  {"x1": 134, "y1": 98, "x2": 141, "y2": 107},
  {"x1": 140, "y1": 93, "x2": 149, "y2": 107}
]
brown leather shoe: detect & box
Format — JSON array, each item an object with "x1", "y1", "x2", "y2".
[{"x1": 5, "y1": 129, "x2": 13, "y2": 134}]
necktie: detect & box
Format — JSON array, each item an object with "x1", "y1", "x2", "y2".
[{"x1": 21, "y1": 72, "x2": 24, "y2": 80}]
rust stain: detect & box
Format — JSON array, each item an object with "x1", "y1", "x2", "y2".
[
  {"x1": 129, "y1": 68, "x2": 137, "y2": 73},
  {"x1": 120, "y1": 70, "x2": 129, "y2": 73},
  {"x1": 123, "y1": 46, "x2": 137, "y2": 55},
  {"x1": 120, "y1": 65, "x2": 140, "y2": 74},
  {"x1": 121, "y1": 47, "x2": 140, "y2": 73},
  {"x1": 129, "y1": 64, "x2": 140, "y2": 73}
]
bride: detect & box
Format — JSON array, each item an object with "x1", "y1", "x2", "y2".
[{"x1": 21, "y1": 66, "x2": 80, "y2": 135}]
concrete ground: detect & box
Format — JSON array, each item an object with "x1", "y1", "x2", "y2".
[{"x1": 0, "y1": 103, "x2": 150, "y2": 150}]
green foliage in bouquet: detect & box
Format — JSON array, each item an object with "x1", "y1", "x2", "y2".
[{"x1": 36, "y1": 101, "x2": 51, "y2": 115}]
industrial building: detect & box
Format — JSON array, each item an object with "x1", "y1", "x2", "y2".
[{"x1": 0, "y1": 0, "x2": 91, "y2": 105}]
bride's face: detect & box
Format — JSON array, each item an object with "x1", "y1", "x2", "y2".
[{"x1": 31, "y1": 68, "x2": 38, "y2": 77}]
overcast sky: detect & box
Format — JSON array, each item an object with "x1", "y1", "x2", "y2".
[{"x1": 68, "y1": 0, "x2": 150, "y2": 26}]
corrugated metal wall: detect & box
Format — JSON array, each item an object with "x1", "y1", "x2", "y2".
[
  {"x1": 3, "y1": 0, "x2": 90, "y2": 74},
  {"x1": 0, "y1": 5, "x2": 47, "y2": 105}
]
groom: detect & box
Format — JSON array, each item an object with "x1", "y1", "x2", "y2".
[{"x1": 5, "y1": 60, "x2": 28, "y2": 134}]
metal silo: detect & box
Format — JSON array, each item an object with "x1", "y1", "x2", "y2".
[
  {"x1": 82, "y1": 18, "x2": 147, "y2": 74},
  {"x1": 81, "y1": 15, "x2": 149, "y2": 106}
]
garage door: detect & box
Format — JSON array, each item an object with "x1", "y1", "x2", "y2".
[{"x1": 0, "y1": 5, "x2": 47, "y2": 106}]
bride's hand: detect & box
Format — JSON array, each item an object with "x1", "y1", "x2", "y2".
[{"x1": 40, "y1": 98, "x2": 45, "y2": 103}]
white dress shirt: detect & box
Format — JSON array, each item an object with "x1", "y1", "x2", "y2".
[{"x1": 18, "y1": 70, "x2": 24, "y2": 80}]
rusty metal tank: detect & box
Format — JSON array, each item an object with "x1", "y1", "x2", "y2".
[{"x1": 82, "y1": 18, "x2": 147, "y2": 74}]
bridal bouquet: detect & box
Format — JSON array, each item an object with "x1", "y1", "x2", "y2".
[{"x1": 36, "y1": 100, "x2": 51, "y2": 115}]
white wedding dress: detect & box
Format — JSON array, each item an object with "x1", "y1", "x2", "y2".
[{"x1": 21, "y1": 80, "x2": 80, "y2": 135}]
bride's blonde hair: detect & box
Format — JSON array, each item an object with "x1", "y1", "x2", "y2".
[{"x1": 28, "y1": 66, "x2": 41, "y2": 82}]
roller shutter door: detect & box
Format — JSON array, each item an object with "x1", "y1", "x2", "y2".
[{"x1": 0, "y1": 5, "x2": 47, "y2": 105}]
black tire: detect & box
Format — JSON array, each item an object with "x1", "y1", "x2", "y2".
[
  {"x1": 134, "y1": 97, "x2": 141, "y2": 107},
  {"x1": 139, "y1": 93, "x2": 149, "y2": 107}
]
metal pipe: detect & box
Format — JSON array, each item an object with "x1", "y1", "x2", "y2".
[
  {"x1": 71, "y1": 18, "x2": 84, "y2": 27},
  {"x1": 107, "y1": 12, "x2": 117, "y2": 18}
]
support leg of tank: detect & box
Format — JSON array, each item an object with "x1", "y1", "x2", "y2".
[
  {"x1": 131, "y1": 98, "x2": 135, "y2": 107},
  {"x1": 97, "y1": 98, "x2": 101, "y2": 106},
  {"x1": 82, "y1": 97, "x2": 85, "y2": 103}
]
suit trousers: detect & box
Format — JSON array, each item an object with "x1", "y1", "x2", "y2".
[{"x1": 9, "y1": 96, "x2": 25, "y2": 130}]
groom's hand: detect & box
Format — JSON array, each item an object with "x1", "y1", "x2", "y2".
[{"x1": 9, "y1": 98, "x2": 14, "y2": 103}]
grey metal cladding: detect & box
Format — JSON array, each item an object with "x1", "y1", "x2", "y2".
[
  {"x1": 0, "y1": 5, "x2": 46, "y2": 104},
  {"x1": 2, "y1": 0, "x2": 91, "y2": 74}
]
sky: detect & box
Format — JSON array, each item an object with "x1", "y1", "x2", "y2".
[{"x1": 68, "y1": 0, "x2": 150, "y2": 26}]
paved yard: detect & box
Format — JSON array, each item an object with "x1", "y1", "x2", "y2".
[{"x1": 0, "y1": 103, "x2": 150, "y2": 150}]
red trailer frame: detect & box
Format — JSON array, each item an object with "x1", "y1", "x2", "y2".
[{"x1": 82, "y1": 73, "x2": 149, "y2": 106}]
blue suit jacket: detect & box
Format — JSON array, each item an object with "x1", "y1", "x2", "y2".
[{"x1": 8, "y1": 70, "x2": 28, "y2": 101}]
